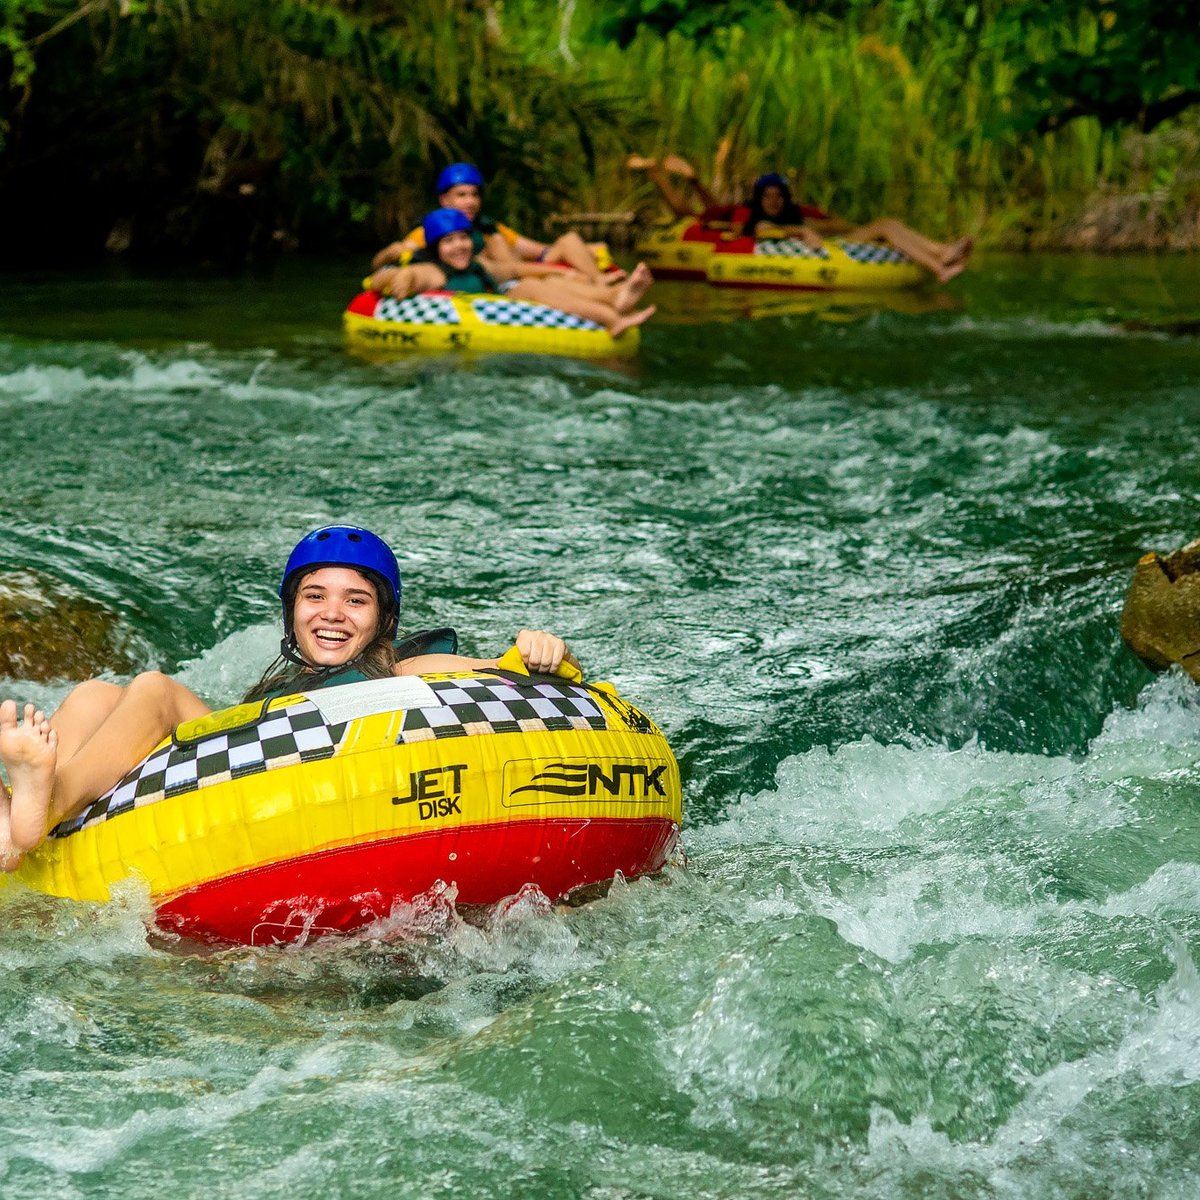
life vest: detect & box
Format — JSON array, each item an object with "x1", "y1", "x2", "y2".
[
  {"x1": 404, "y1": 216, "x2": 520, "y2": 255},
  {"x1": 261, "y1": 628, "x2": 460, "y2": 700},
  {"x1": 437, "y1": 260, "x2": 500, "y2": 295}
]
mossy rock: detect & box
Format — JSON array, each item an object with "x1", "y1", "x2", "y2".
[
  {"x1": 1120, "y1": 540, "x2": 1200, "y2": 681},
  {"x1": 0, "y1": 571, "x2": 136, "y2": 683}
]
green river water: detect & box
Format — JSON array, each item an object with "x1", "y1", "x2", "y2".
[{"x1": 1, "y1": 254, "x2": 1199, "y2": 1198}]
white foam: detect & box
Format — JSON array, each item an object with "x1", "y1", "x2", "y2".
[
  {"x1": 5, "y1": 1039, "x2": 366, "y2": 1175},
  {"x1": 173, "y1": 623, "x2": 280, "y2": 709},
  {"x1": 937, "y1": 315, "x2": 1127, "y2": 340},
  {"x1": 0, "y1": 356, "x2": 224, "y2": 402},
  {"x1": 692, "y1": 737, "x2": 1073, "y2": 853},
  {"x1": 689, "y1": 674, "x2": 1200, "y2": 966},
  {"x1": 862, "y1": 941, "x2": 1200, "y2": 1190}
]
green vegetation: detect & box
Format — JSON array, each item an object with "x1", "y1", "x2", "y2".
[
  {"x1": 999, "y1": 0, "x2": 1200, "y2": 133},
  {"x1": 0, "y1": 0, "x2": 623, "y2": 263},
  {"x1": 1, "y1": 0, "x2": 1196, "y2": 264},
  {"x1": 549, "y1": 0, "x2": 1200, "y2": 247}
]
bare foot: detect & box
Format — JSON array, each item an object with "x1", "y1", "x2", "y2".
[
  {"x1": 609, "y1": 304, "x2": 656, "y2": 338},
  {"x1": 626, "y1": 154, "x2": 658, "y2": 171},
  {"x1": 941, "y1": 236, "x2": 974, "y2": 268},
  {"x1": 935, "y1": 259, "x2": 968, "y2": 284},
  {"x1": 612, "y1": 262, "x2": 655, "y2": 312},
  {"x1": 0, "y1": 701, "x2": 59, "y2": 852},
  {"x1": 661, "y1": 154, "x2": 698, "y2": 179}
]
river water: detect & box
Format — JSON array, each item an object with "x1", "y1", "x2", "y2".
[{"x1": 1, "y1": 254, "x2": 1199, "y2": 1198}]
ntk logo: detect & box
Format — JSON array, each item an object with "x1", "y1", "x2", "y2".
[
  {"x1": 392, "y1": 763, "x2": 467, "y2": 820},
  {"x1": 510, "y1": 760, "x2": 667, "y2": 801}
]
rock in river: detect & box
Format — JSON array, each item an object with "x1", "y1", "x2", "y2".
[
  {"x1": 1121, "y1": 539, "x2": 1200, "y2": 681},
  {"x1": 0, "y1": 571, "x2": 136, "y2": 682}
]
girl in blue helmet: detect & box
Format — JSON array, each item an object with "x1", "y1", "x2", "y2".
[
  {"x1": 0, "y1": 525, "x2": 575, "y2": 867},
  {"x1": 372, "y1": 162, "x2": 622, "y2": 288},
  {"x1": 374, "y1": 210, "x2": 657, "y2": 337}
]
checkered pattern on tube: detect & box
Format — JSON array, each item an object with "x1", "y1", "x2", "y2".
[
  {"x1": 836, "y1": 240, "x2": 910, "y2": 264},
  {"x1": 471, "y1": 298, "x2": 602, "y2": 332},
  {"x1": 399, "y1": 675, "x2": 608, "y2": 743},
  {"x1": 375, "y1": 294, "x2": 461, "y2": 324},
  {"x1": 53, "y1": 701, "x2": 348, "y2": 835},
  {"x1": 754, "y1": 238, "x2": 830, "y2": 260}
]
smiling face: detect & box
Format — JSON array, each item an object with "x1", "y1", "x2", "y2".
[
  {"x1": 291, "y1": 566, "x2": 380, "y2": 668},
  {"x1": 440, "y1": 183, "x2": 481, "y2": 220},
  {"x1": 760, "y1": 185, "x2": 787, "y2": 218},
  {"x1": 436, "y1": 229, "x2": 475, "y2": 272}
]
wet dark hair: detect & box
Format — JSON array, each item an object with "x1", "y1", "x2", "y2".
[
  {"x1": 741, "y1": 172, "x2": 807, "y2": 237},
  {"x1": 242, "y1": 567, "x2": 398, "y2": 703}
]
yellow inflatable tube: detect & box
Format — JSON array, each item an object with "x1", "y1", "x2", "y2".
[
  {"x1": 13, "y1": 653, "x2": 680, "y2": 944},
  {"x1": 344, "y1": 290, "x2": 638, "y2": 358},
  {"x1": 706, "y1": 236, "x2": 927, "y2": 290}
]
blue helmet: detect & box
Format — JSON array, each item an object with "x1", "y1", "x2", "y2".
[
  {"x1": 422, "y1": 207, "x2": 472, "y2": 248},
  {"x1": 436, "y1": 162, "x2": 484, "y2": 194},
  {"x1": 279, "y1": 525, "x2": 401, "y2": 634}
]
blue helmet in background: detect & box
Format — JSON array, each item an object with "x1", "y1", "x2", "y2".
[
  {"x1": 422, "y1": 207, "x2": 473, "y2": 248},
  {"x1": 752, "y1": 172, "x2": 792, "y2": 200},
  {"x1": 436, "y1": 162, "x2": 484, "y2": 194},
  {"x1": 279, "y1": 525, "x2": 402, "y2": 635}
]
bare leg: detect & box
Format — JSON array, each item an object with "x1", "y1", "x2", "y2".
[
  {"x1": 546, "y1": 267, "x2": 652, "y2": 313},
  {"x1": 0, "y1": 673, "x2": 211, "y2": 852},
  {"x1": 528, "y1": 276, "x2": 620, "y2": 304},
  {"x1": 509, "y1": 280, "x2": 619, "y2": 328},
  {"x1": 525, "y1": 270, "x2": 652, "y2": 312},
  {"x1": 844, "y1": 217, "x2": 972, "y2": 282},
  {"x1": 0, "y1": 781, "x2": 20, "y2": 872},
  {"x1": 847, "y1": 217, "x2": 949, "y2": 262},
  {"x1": 508, "y1": 281, "x2": 655, "y2": 335},
  {"x1": 540, "y1": 232, "x2": 606, "y2": 284},
  {"x1": 49, "y1": 678, "x2": 124, "y2": 762},
  {"x1": 48, "y1": 672, "x2": 210, "y2": 835}
]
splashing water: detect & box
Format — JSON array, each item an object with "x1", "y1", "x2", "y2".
[{"x1": 1, "y1": 254, "x2": 1199, "y2": 1197}]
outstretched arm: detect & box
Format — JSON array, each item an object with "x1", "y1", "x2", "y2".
[
  {"x1": 756, "y1": 223, "x2": 826, "y2": 249},
  {"x1": 371, "y1": 238, "x2": 419, "y2": 269},
  {"x1": 369, "y1": 263, "x2": 446, "y2": 296},
  {"x1": 661, "y1": 154, "x2": 722, "y2": 210},
  {"x1": 397, "y1": 629, "x2": 579, "y2": 676},
  {"x1": 627, "y1": 155, "x2": 699, "y2": 219}
]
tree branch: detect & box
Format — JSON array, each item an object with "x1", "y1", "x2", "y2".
[{"x1": 1142, "y1": 89, "x2": 1200, "y2": 132}]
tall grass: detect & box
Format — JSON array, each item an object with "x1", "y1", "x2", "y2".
[
  {"x1": 3, "y1": 0, "x2": 1197, "y2": 257},
  {"x1": 0, "y1": 0, "x2": 627, "y2": 260},
  {"x1": 503, "y1": 0, "x2": 1200, "y2": 245}
]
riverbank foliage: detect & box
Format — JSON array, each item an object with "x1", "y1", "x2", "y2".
[{"x1": 2, "y1": 0, "x2": 1197, "y2": 264}]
